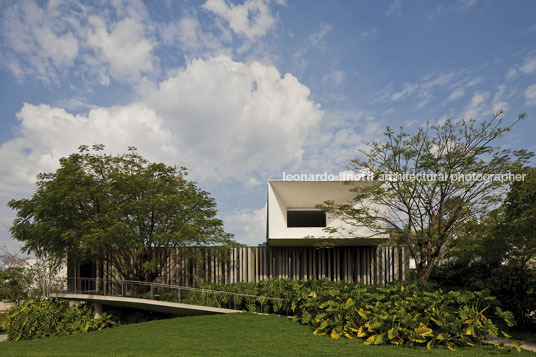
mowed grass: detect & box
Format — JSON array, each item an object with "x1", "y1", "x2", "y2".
[{"x1": 0, "y1": 313, "x2": 534, "y2": 357}]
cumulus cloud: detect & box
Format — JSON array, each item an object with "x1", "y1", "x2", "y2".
[
  {"x1": 0, "y1": 56, "x2": 322, "y2": 199},
  {"x1": 86, "y1": 16, "x2": 154, "y2": 83},
  {"x1": 202, "y1": 0, "x2": 282, "y2": 40},
  {"x1": 0, "y1": 0, "x2": 155, "y2": 84},
  {"x1": 0, "y1": 103, "x2": 172, "y2": 198},
  {"x1": 159, "y1": 16, "x2": 228, "y2": 56},
  {"x1": 224, "y1": 204, "x2": 267, "y2": 245},
  {"x1": 143, "y1": 56, "x2": 322, "y2": 180},
  {"x1": 1, "y1": 0, "x2": 79, "y2": 83}
]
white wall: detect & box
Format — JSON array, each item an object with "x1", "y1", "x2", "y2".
[{"x1": 267, "y1": 181, "x2": 388, "y2": 246}]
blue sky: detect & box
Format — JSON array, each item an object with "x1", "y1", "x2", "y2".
[{"x1": 1, "y1": 0, "x2": 536, "y2": 251}]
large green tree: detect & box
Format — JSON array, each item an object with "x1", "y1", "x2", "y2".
[
  {"x1": 431, "y1": 167, "x2": 536, "y2": 325},
  {"x1": 499, "y1": 166, "x2": 536, "y2": 269},
  {"x1": 320, "y1": 111, "x2": 532, "y2": 280},
  {"x1": 8, "y1": 145, "x2": 235, "y2": 282}
]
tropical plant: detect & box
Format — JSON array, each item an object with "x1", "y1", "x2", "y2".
[{"x1": 7, "y1": 299, "x2": 115, "y2": 341}]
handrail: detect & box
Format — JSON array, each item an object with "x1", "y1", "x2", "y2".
[{"x1": 45, "y1": 277, "x2": 286, "y2": 313}]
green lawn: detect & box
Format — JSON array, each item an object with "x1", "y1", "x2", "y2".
[{"x1": 0, "y1": 313, "x2": 533, "y2": 356}]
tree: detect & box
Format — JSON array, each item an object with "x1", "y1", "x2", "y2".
[
  {"x1": 498, "y1": 166, "x2": 536, "y2": 269},
  {"x1": 431, "y1": 167, "x2": 536, "y2": 326},
  {"x1": 0, "y1": 247, "x2": 33, "y2": 304},
  {"x1": 8, "y1": 145, "x2": 235, "y2": 282},
  {"x1": 494, "y1": 167, "x2": 536, "y2": 326},
  {"x1": 320, "y1": 111, "x2": 532, "y2": 280}
]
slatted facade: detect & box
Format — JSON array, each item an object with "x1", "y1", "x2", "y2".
[
  {"x1": 73, "y1": 246, "x2": 410, "y2": 288},
  {"x1": 158, "y1": 246, "x2": 410, "y2": 287}
]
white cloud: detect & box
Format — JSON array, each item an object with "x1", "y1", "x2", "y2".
[
  {"x1": 159, "y1": 15, "x2": 231, "y2": 57},
  {"x1": 224, "y1": 204, "x2": 266, "y2": 245},
  {"x1": 293, "y1": 22, "x2": 332, "y2": 64},
  {"x1": 391, "y1": 83, "x2": 418, "y2": 101},
  {"x1": 143, "y1": 56, "x2": 322, "y2": 180},
  {"x1": 385, "y1": 0, "x2": 402, "y2": 17},
  {"x1": 466, "y1": 77, "x2": 482, "y2": 87},
  {"x1": 1, "y1": 0, "x2": 155, "y2": 85},
  {"x1": 446, "y1": 87, "x2": 465, "y2": 102},
  {"x1": 458, "y1": 0, "x2": 478, "y2": 9},
  {"x1": 520, "y1": 55, "x2": 536, "y2": 75},
  {"x1": 245, "y1": 177, "x2": 261, "y2": 187},
  {"x1": 491, "y1": 84, "x2": 509, "y2": 113},
  {"x1": 0, "y1": 102, "x2": 172, "y2": 198},
  {"x1": 428, "y1": 0, "x2": 478, "y2": 20},
  {"x1": 202, "y1": 0, "x2": 281, "y2": 40},
  {"x1": 320, "y1": 69, "x2": 345, "y2": 87},
  {"x1": 506, "y1": 68, "x2": 517, "y2": 79},
  {"x1": 463, "y1": 91, "x2": 490, "y2": 120},
  {"x1": 526, "y1": 84, "x2": 536, "y2": 106},
  {"x1": 390, "y1": 71, "x2": 455, "y2": 108},
  {"x1": 308, "y1": 23, "x2": 332, "y2": 49},
  {"x1": 361, "y1": 26, "x2": 377, "y2": 39},
  {"x1": 1, "y1": 0, "x2": 79, "y2": 83},
  {"x1": 86, "y1": 16, "x2": 154, "y2": 83},
  {"x1": 506, "y1": 55, "x2": 536, "y2": 80},
  {"x1": 0, "y1": 55, "x2": 322, "y2": 200}
]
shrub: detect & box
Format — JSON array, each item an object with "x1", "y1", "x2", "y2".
[
  {"x1": 297, "y1": 282, "x2": 515, "y2": 350},
  {"x1": 7, "y1": 299, "x2": 115, "y2": 341},
  {"x1": 0, "y1": 267, "x2": 33, "y2": 304},
  {"x1": 0, "y1": 312, "x2": 8, "y2": 333},
  {"x1": 161, "y1": 279, "x2": 515, "y2": 350},
  {"x1": 431, "y1": 262, "x2": 536, "y2": 328}
]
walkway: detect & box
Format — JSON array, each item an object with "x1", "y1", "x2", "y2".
[{"x1": 49, "y1": 293, "x2": 239, "y2": 315}]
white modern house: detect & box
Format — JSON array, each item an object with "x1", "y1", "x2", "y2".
[
  {"x1": 68, "y1": 180, "x2": 409, "y2": 288},
  {"x1": 267, "y1": 180, "x2": 389, "y2": 246}
]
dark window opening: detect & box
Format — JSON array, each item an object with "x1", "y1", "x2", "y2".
[{"x1": 287, "y1": 210, "x2": 326, "y2": 227}]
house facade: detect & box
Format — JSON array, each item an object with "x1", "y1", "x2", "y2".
[
  {"x1": 67, "y1": 180, "x2": 409, "y2": 288},
  {"x1": 267, "y1": 180, "x2": 388, "y2": 246}
]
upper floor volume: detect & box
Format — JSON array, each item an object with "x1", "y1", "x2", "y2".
[{"x1": 266, "y1": 180, "x2": 389, "y2": 247}]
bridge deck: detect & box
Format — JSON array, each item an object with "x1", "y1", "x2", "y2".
[{"x1": 49, "y1": 293, "x2": 240, "y2": 316}]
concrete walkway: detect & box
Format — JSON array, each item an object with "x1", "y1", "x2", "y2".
[
  {"x1": 49, "y1": 293, "x2": 240, "y2": 316},
  {"x1": 483, "y1": 337, "x2": 536, "y2": 353}
]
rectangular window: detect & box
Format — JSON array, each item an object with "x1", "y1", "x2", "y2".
[{"x1": 287, "y1": 209, "x2": 326, "y2": 227}]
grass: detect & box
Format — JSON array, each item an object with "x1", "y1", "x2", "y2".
[{"x1": 0, "y1": 313, "x2": 534, "y2": 356}]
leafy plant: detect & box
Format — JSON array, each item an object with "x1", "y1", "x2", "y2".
[
  {"x1": 155, "y1": 279, "x2": 516, "y2": 350},
  {"x1": 7, "y1": 299, "x2": 115, "y2": 341},
  {"x1": 295, "y1": 282, "x2": 515, "y2": 350}
]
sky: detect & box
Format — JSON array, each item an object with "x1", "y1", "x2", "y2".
[{"x1": 1, "y1": 0, "x2": 536, "y2": 252}]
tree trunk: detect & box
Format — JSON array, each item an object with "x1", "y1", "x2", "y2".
[{"x1": 417, "y1": 260, "x2": 435, "y2": 281}]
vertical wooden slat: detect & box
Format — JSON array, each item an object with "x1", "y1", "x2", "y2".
[{"x1": 356, "y1": 247, "x2": 361, "y2": 284}]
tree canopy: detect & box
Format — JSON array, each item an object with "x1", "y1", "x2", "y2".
[
  {"x1": 431, "y1": 166, "x2": 536, "y2": 326},
  {"x1": 320, "y1": 111, "x2": 532, "y2": 280},
  {"x1": 8, "y1": 145, "x2": 235, "y2": 282}
]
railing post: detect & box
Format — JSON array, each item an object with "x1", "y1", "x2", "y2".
[
  {"x1": 121, "y1": 280, "x2": 124, "y2": 297},
  {"x1": 150, "y1": 283, "x2": 154, "y2": 300},
  {"x1": 178, "y1": 288, "x2": 181, "y2": 303}
]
